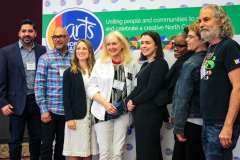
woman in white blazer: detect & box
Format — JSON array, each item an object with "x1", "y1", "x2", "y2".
[{"x1": 87, "y1": 31, "x2": 138, "y2": 160}]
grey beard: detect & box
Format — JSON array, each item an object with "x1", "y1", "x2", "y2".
[{"x1": 200, "y1": 28, "x2": 221, "y2": 42}]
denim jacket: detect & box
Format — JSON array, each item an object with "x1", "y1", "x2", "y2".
[{"x1": 172, "y1": 51, "x2": 206, "y2": 134}]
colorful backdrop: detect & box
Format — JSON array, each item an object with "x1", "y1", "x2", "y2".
[{"x1": 42, "y1": 0, "x2": 240, "y2": 159}]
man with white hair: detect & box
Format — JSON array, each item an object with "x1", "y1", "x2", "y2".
[{"x1": 199, "y1": 4, "x2": 240, "y2": 160}]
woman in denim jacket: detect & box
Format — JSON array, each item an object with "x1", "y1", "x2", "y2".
[{"x1": 172, "y1": 22, "x2": 207, "y2": 160}]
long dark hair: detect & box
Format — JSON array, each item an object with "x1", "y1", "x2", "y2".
[{"x1": 139, "y1": 31, "x2": 164, "y2": 61}]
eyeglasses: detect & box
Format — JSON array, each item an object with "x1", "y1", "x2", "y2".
[
  {"x1": 52, "y1": 35, "x2": 67, "y2": 40},
  {"x1": 173, "y1": 43, "x2": 187, "y2": 48}
]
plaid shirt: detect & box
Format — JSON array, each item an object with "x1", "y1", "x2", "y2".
[{"x1": 34, "y1": 50, "x2": 72, "y2": 115}]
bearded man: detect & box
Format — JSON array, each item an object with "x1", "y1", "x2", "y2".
[
  {"x1": 199, "y1": 4, "x2": 240, "y2": 160},
  {"x1": 0, "y1": 19, "x2": 46, "y2": 160}
]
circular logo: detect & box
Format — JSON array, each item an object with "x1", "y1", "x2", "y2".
[
  {"x1": 125, "y1": 143, "x2": 133, "y2": 151},
  {"x1": 46, "y1": 8, "x2": 104, "y2": 53},
  {"x1": 165, "y1": 148, "x2": 173, "y2": 156}
]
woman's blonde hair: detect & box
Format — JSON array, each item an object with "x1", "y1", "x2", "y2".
[
  {"x1": 100, "y1": 31, "x2": 132, "y2": 64},
  {"x1": 71, "y1": 39, "x2": 96, "y2": 75}
]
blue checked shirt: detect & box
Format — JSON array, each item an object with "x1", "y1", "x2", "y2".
[{"x1": 34, "y1": 50, "x2": 72, "y2": 115}]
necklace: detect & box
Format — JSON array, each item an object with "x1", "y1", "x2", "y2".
[{"x1": 112, "y1": 59, "x2": 122, "y2": 65}]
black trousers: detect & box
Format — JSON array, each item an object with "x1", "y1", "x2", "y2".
[
  {"x1": 40, "y1": 113, "x2": 65, "y2": 160},
  {"x1": 9, "y1": 94, "x2": 41, "y2": 160},
  {"x1": 133, "y1": 104, "x2": 163, "y2": 160},
  {"x1": 172, "y1": 122, "x2": 205, "y2": 160}
]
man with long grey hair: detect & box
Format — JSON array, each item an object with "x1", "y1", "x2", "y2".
[{"x1": 199, "y1": 4, "x2": 240, "y2": 160}]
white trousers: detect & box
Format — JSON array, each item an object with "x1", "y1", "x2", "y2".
[{"x1": 94, "y1": 113, "x2": 130, "y2": 160}]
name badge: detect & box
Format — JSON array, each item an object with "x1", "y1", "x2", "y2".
[
  {"x1": 112, "y1": 80, "x2": 125, "y2": 91},
  {"x1": 59, "y1": 68, "x2": 66, "y2": 77},
  {"x1": 133, "y1": 79, "x2": 137, "y2": 87},
  {"x1": 26, "y1": 62, "x2": 36, "y2": 70}
]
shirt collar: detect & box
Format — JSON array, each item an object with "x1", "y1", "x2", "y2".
[
  {"x1": 54, "y1": 48, "x2": 69, "y2": 57},
  {"x1": 18, "y1": 40, "x2": 35, "y2": 51}
]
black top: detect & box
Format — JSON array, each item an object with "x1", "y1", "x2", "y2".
[
  {"x1": 166, "y1": 51, "x2": 193, "y2": 103},
  {"x1": 63, "y1": 68, "x2": 87, "y2": 121},
  {"x1": 127, "y1": 58, "x2": 169, "y2": 106},
  {"x1": 200, "y1": 38, "x2": 240, "y2": 124},
  {"x1": 157, "y1": 52, "x2": 192, "y2": 121}
]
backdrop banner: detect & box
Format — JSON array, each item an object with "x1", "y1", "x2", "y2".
[{"x1": 42, "y1": 1, "x2": 240, "y2": 159}]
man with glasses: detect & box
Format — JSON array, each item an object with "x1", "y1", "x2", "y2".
[
  {"x1": 0, "y1": 19, "x2": 46, "y2": 160},
  {"x1": 34, "y1": 27, "x2": 72, "y2": 160}
]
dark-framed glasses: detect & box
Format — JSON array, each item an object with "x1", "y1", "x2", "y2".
[
  {"x1": 52, "y1": 35, "x2": 67, "y2": 40},
  {"x1": 173, "y1": 42, "x2": 187, "y2": 48}
]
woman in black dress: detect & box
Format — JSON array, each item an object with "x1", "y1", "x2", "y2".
[{"x1": 127, "y1": 31, "x2": 169, "y2": 160}]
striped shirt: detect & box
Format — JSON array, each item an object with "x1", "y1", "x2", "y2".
[{"x1": 34, "y1": 50, "x2": 72, "y2": 115}]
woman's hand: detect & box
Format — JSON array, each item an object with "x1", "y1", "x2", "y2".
[
  {"x1": 176, "y1": 133, "x2": 187, "y2": 142},
  {"x1": 92, "y1": 93, "x2": 117, "y2": 114},
  {"x1": 67, "y1": 120, "x2": 76, "y2": 130},
  {"x1": 127, "y1": 100, "x2": 135, "y2": 111},
  {"x1": 105, "y1": 102, "x2": 117, "y2": 114}
]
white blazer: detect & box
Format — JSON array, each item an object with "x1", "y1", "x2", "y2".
[{"x1": 87, "y1": 58, "x2": 139, "y2": 120}]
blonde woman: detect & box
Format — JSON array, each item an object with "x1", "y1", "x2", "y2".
[
  {"x1": 63, "y1": 39, "x2": 97, "y2": 160},
  {"x1": 87, "y1": 31, "x2": 138, "y2": 160}
]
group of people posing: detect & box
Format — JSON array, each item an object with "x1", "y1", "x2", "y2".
[{"x1": 0, "y1": 4, "x2": 240, "y2": 160}]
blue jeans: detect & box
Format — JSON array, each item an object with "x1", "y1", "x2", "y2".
[{"x1": 202, "y1": 123, "x2": 240, "y2": 160}]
